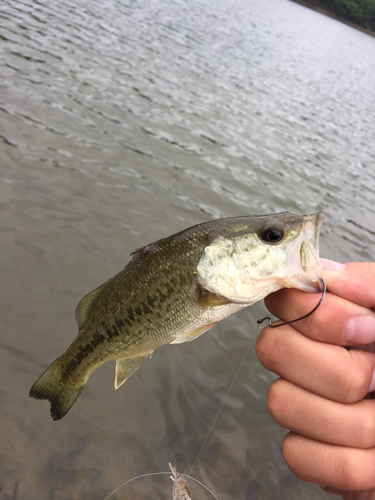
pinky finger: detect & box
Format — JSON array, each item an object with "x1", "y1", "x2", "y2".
[{"x1": 282, "y1": 433, "x2": 375, "y2": 492}]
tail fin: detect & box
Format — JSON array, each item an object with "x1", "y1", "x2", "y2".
[{"x1": 29, "y1": 358, "x2": 84, "y2": 421}]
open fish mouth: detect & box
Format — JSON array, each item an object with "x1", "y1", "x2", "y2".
[
  {"x1": 301, "y1": 212, "x2": 324, "y2": 270},
  {"x1": 284, "y1": 212, "x2": 324, "y2": 292},
  {"x1": 197, "y1": 211, "x2": 325, "y2": 303}
]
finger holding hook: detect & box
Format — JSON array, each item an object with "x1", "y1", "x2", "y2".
[{"x1": 257, "y1": 278, "x2": 326, "y2": 328}]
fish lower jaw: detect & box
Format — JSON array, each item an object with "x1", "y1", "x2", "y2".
[
  {"x1": 217, "y1": 281, "x2": 285, "y2": 304},
  {"x1": 232, "y1": 274, "x2": 321, "y2": 302},
  {"x1": 280, "y1": 273, "x2": 322, "y2": 292}
]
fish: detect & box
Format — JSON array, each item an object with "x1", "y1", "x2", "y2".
[
  {"x1": 169, "y1": 463, "x2": 192, "y2": 500},
  {"x1": 29, "y1": 212, "x2": 324, "y2": 420}
]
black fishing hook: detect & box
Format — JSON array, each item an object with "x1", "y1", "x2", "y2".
[{"x1": 257, "y1": 277, "x2": 326, "y2": 328}]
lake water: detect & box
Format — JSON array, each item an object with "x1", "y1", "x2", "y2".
[{"x1": 1, "y1": 0, "x2": 375, "y2": 498}]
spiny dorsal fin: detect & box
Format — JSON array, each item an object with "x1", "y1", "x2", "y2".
[
  {"x1": 129, "y1": 241, "x2": 158, "y2": 259},
  {"x1": 129, "y1": 247, "x2": 141, "y2": 256},
  {"x1": 114, "y1": 354, "x2": 149, "y2": 389},
  {"x1": 75, "y1": 278, "x2": 113, "y2": 328}
]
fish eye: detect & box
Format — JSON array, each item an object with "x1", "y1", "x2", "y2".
[{"x1": 259, "y1": 224, "x2": 284, "y2": 244}]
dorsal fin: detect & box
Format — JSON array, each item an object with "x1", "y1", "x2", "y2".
[
  {"x1": 129, "y1": 247, "x2": 141, "y2": 256},
  {"x1": 129, "y1": 241, "x2": 158, "y2": 259},
  {"x1": 75, "y1": 278, "x2": 113, "y2": 328}
]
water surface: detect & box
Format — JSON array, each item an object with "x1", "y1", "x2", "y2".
[{"x1": 1, "y1": 0, "x2": 375, "y2": 498}]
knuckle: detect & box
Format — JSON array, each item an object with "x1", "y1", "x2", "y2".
[
  {"x1": 255, "y1": 327, "x2": 275, "y2": 367},
  {"x1": 266, "y1": 379, "x2": 283, "y2": 416},
  {"x1": 256, "y1": 327, "x2": 286, "y2": 372},
  {"x1": 358, "y1": 405, "x2": 375, "y2": 448},
  {"x1": 337, "y1": 455, "x2": 357, "y2": 489},
  {"x1": 337, "y1": 451, "x2": 375, "y2": 491},
  {"x1": 281, "y1": 433, "x2": 302, "y2": 473},
  {"x1": 342, "y1": 373, "x2": 367, "y2": 403},
  {"x1": 337, "y1": 354, "x2": 372, "y2": 403}
]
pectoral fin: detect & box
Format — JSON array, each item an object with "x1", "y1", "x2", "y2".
[
  {"x1": 114, "y1": 354, "x2": 149, "y2": 389},
  {"x1": 196, "y1": 287, "x2": 233, "y2": 307}
]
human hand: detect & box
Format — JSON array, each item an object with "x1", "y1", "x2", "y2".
[{"x1": 256, "y1": 260, "x2": 375, "y2": 499}]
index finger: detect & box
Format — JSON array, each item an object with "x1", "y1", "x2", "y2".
[
  {"x1": 321, "y1": 261, "x2": 375, "y2": 311},
  {"x1": 264, "y1": 261, "x2": 375, "y2": 347},
  {"x1": 264, "y1": 289, "x2": 375, "y2": 347}
]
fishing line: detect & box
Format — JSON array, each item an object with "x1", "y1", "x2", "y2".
[
  {"x1": 103, "y1": 470, "x2": 220, "y2": 499},
  {"x1": 181, "y1": 474, "x2": 221, "y2": 500},
  {"x1": 103, "y1": 472, "x2": 168, "y2": 500},
  {"x1": 103, "y1": 340, "x2": 254, "y2": 500},
  {"x1": 104, "y1": 279, "x2": 326, "y2": 498},
  {"x1": 189, "y1": 276, "x2": 327, "y2": 480},
  {"x1": 257, "y1": 277, "x2": 326, "y2": 328},
  {"x1": 189, "y1": 337, "x2": 255, "y2": 477}
]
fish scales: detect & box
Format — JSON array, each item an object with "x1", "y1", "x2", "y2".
[
  {"x1": 59, "y1": 222, "x2": 237, "y2": 375},
  {"x1": 29, "y1": 212, "x2": 324, "y2": 420}
]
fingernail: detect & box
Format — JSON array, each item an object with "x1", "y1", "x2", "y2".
[
  {"x1": 320, "y1": 258, "x2": 345, "y2": 271},
  {"x1": 345, "y1": 316, "x2": 375, "y2": 344}
]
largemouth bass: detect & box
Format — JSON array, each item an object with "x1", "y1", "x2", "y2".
[{"x1": 30, "y1": 212, "x2": 324, "y2": 420}]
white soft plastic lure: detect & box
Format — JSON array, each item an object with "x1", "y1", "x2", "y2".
[{"x1": 169, "y1": 463, "x2": 192, "y2": 500}]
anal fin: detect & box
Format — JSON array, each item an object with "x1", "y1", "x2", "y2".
[{"x1": 115, "y1": 354, "x2": 149, "y2": 389}]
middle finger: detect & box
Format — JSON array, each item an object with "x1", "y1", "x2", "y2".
[
  {"x1": 267, "y1": 378, "x2": 375, "y2": 448},
  {"x1": 256, "y1": 324, "x2": 375, "y2": 403}
]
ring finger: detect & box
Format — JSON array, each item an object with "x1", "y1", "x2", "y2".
[{"x1": 267, "y1": 379, "x2": 375, "y2": 448}]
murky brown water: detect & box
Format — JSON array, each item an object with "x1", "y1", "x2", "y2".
[{"x1": 1, "y1": 0, "x2": 375, "y2": 498}]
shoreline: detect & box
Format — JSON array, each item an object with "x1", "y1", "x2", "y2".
[{"x1": 289, "y1": 0, "x2": 375, "y2": 38}]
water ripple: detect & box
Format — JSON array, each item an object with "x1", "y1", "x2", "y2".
[{"x1": 1, "y1": 0, "x2": 374, "y2": 498}]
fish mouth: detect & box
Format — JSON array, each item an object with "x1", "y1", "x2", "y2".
[{"x1": 285, "y1": 212, "x2": 324, "y2": 292}]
